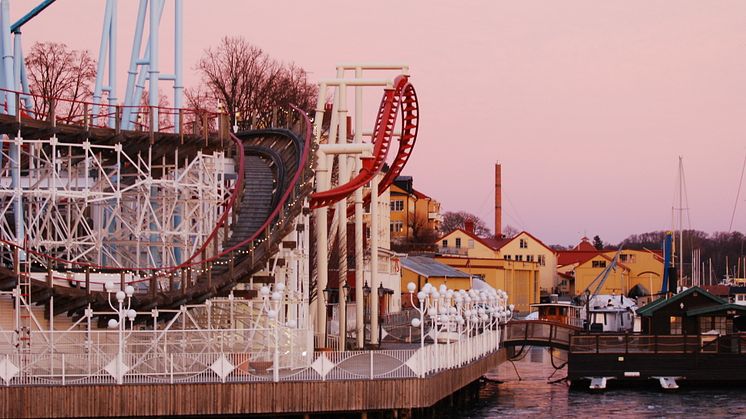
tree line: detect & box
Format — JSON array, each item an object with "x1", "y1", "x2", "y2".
[{"x1": 615, "y1": 230, "x2": 746, "y2": 281}]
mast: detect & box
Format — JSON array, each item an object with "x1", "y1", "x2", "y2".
[{"x1": 678, "y1": 157, "x2": 684, "y2": 287}]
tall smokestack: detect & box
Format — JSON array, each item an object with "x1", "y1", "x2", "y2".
[{"x1": 495, "y1": 163, "x2": 502, "y2": 238}]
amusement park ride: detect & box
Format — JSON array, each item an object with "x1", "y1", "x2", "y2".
[{"x1": 0, "y1": 0, "x2": 509, "y2": 390}]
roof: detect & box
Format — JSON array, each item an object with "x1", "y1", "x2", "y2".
[
  {"x1": 411, "y1": 188, "x2": 431, "y2": 200},
  {"x1": 686, "y1": 303, "x2": 746, "y2": 317},
  {"x1": 401, "y1": 256, "x2": 472, "y2": 279},
  {"x1": 558, "y1": 247, "x2": 662, "y2": 267},
  {"x1": 438, "y1": 228, "x2": 511, "y2": 251},
  {"x1": 637, "y1": 286, "x2": 727, "y2": 317},
  {"x1": 557, "y1": 250, "x2": 600, "y2": 266},
  {"x1": 508, "y1": 231, "x2": 557, "y2": 254},
  {"x1": 573, "y1": 237, "x2": 596, "y2": 251}
]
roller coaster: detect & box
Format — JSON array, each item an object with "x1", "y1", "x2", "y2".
[{"x1": 0, "y1": 1, "x2": 420, "y2": 357}]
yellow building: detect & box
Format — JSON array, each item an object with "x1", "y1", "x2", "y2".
[
  {"x1": 389, "y1": 176, "x2": 442, "y2": 243},
  {"x1": 557, "y1": 237, "x2": 664, "y2": 297},
  {"x1": 573, "y1": 254, "x2": 632, "y2": 296},
  {"x1": 494, "y1": 232, "x2": 557, "y2": 295},
  {"x1": 436, "y1": 225, "x2": 540, "y2": 313}
]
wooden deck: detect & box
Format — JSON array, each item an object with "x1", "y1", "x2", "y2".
[{"x1": 0, "y1": 349, "x2": 506, "y2": 418}]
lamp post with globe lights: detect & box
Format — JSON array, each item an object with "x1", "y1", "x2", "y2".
[
  {"x1": 94, "y1": 280, "x2": 137, "y2": 384},
  {"x1": 259, "y1": 283, "x2": 287, "y2": 381}
]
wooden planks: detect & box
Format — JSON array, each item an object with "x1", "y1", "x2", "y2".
[{"x1": 0, "y1": 350, "x2": 506, "y2": 418}]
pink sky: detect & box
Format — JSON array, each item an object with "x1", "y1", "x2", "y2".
[{"x1": 13, "y1": 0, "x2": 746, "y2": 245}]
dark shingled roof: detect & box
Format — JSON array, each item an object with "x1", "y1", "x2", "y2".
[
  {"x1": 401, "y1": 256, "x2": 472, "y2": 279},
  {"x1": 637, "y1": 286, "x2": 726, "y2": 317}
]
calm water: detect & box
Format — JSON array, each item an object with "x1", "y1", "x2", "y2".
[{"x1": 438, "y1": 348, "x2": 746, "y2": 418}]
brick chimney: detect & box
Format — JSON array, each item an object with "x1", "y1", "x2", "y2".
[
  {"x1": 464, "y1": 220, "x2": 475, "y2": 233},
  {"x1": 495, "y1": 163, "x2": 502, "y2": 238}
]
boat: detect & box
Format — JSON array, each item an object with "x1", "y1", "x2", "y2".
[
  {"x1": 530, "y1": 301, "x2": 584, "y2": 328},
  {"x1": 581, "y1": 294, "x2": 637, "y2": 332}
]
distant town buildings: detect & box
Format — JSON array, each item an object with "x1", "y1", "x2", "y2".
[{"x1": 556, "y1": 237, "x2": 664, "y2": 297}]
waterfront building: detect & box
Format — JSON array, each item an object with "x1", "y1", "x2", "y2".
[
  {"x1": 438, "y1": 226, "x2": 557, "y2": 313},
  {"x1": 389, "y1": 176, "x2": 442, "y2": 246},
  {"x1": 557, "y1": 237, "x2": 664, "y2": 297},
  {"x1": 400, "y1": 255, "x2": 473, "y2": 295},
  {"x1": 496, "y1": 231, "x2": 558, "y2": 295},
  {"x1": 636, "y1": 286, "x2": 746, "y2": 335},
  {"x1": 435, "y1": 224, "x2": 539, "y2": 313}
]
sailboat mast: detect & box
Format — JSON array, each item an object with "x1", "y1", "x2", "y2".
[{"x1": 678, "y1": 156, "x2": 684, "y2": 287}]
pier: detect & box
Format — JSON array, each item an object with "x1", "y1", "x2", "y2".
[{"x1": 0, "y1": 320, "x2": 505, "y2": 418}]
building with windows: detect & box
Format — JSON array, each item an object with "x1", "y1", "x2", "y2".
[
  {"x1": 435, "y1": 223, "x2": 541, "y2": 313},
  {"x1": 495, "y1": 231, "x2": 558, "y2": 295},
  {"x1": 556, "y1": 237, "x2": 664, "y2": 297},
  {"x1": 637, "y1": 286, "x2": 746, "y2": 335},
  {"x1": 438, "y1": 226, "x2": 557, "y2": 296},
  {"x1": 389, "y1": 176, "x2": 442, "y2": 245}
]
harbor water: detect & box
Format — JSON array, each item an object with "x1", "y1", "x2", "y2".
[{"x1": 438, "y1": 347, "x2": 746, "y2": 418}]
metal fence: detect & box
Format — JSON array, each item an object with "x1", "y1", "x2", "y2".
[{"x1": 0, "y1": 328, "x2": 501, "y2": 387}]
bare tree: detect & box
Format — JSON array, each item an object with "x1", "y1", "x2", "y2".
[
  {"x1": 196, "y1": 36, "x2": 317, "y2": 127},
  {"x1": 139, "y1": 89, "x2": 173, "y2": 129},
  {"x1": 25, "y1": 42, "x2": 96, "y2": 121},
  {"x1": 502, "y1": 225, "x2": 519, "y2": 239},
  {"x1": 392, "y1": 216, "x2": 439, "y2": 253},
  {"x1": 440, "y1": 211, "x2": 492, "y2": 237}
]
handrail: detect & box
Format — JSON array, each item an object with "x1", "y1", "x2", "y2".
[
  {"x1": 220, "y1": 105, "x2": 312, "y2": 256},
  {"x1": 0, "y1": 86, "x2": 222, "y2": 133},
  {"x1": 569, "y1": 332, "x2": 746, "y2": 355}
]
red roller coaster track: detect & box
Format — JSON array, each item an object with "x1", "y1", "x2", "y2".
[{"x1": 308, "y1": 75, "x2": 419, "y2": 210}]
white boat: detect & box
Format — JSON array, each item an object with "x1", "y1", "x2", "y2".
[{"x1": 582, "y1": 294, "x2": 637, "y2": 332}]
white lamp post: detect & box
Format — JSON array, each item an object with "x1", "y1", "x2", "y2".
[{"x1": 100, "y1": 281, "x2": 136, "y2": 385}]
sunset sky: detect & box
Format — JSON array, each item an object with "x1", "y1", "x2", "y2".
[{"x1": 13, "y1": 0, "x2": 746, "y2": 245}]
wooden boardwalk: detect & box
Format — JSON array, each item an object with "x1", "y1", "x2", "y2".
[{"x1": 0, "y1": 349, "x2": 506, "y2": 418}]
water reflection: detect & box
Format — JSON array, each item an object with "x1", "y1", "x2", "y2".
[{"x1": 440, "y1": 348, "x2": 746, "y2": 418}]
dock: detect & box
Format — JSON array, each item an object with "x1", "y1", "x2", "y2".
[{"x1": 0, "y1": 349, "x2": 505, "y2": 418}]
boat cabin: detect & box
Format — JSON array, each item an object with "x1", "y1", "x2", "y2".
[
  {"x1": 585, "y1": 294, "x2": 637, "y2": 332},
  {"x1": 530, "y1": 302, "x2": 583, "y2": 328}
]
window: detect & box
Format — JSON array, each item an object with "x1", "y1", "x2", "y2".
[
  {"x1": 519, "y1": 239, "x2": 528, "y2": 248},
  {"x1": 390, "y1": 200, "x2": 404, "y2": 212},
  {"x1": 670, "y1": 316, "x2": 682, "y2": 334},
  {"x1": 620, "y1": 254, "x2": 637, "y2": 263},
  {"x1": 699, "y1": 316, "x2": 732, "y2": 335},
  {"x1": 504, "y1": 255, "x2": 512, "y2": 260},
  {"x1": 468, "y1": 239, "x2": 475, "y2": 249},
  {"x1": 455, "y1": 238, "x2": 462, "y2": 248},
  {"x1": 516, "y1": 255, "x2": 523, "y2": 261},
  {"x1": 390, "y1": 221, "x2": 403, "y2": 233},
  {"x1": 442, "y1": 240, "x2": 448, "y2": 248},
  {"x1": 538, "y1": 255, "x2": 546, "y2": 266},
  {"x1": 526, "y1": 255, "x2": 534, "y2": 262},
  {"x1": 592, "y1": 260, "x2": 607, "y2": 268}
]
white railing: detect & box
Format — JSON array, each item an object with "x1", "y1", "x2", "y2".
[{"x1": 0, "y1": 327, "x2": 502, "y2": 386}]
